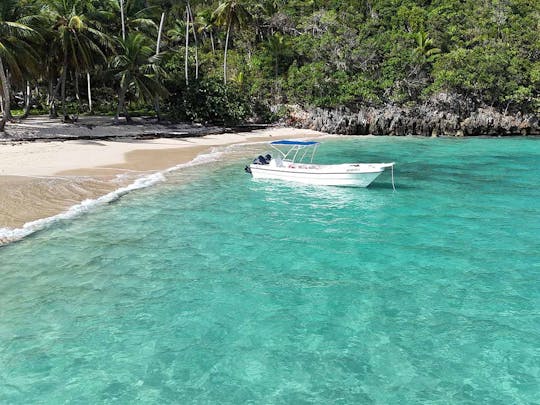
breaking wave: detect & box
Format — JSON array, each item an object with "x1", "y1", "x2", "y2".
[{"x1": 0, "y1": 147, "x2": 227, "y2": 246}]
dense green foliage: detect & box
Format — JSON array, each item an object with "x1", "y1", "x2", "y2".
[{"x1": 0, "y1": 0, "x2": 538, "y2": 129}]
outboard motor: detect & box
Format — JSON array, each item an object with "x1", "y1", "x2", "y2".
[
  {"x1": 253, "y1": 155, "x2": 267, "y2": 165},
  {"x1": 244, "y1": 165, "x2": 252, "y2": 174}
]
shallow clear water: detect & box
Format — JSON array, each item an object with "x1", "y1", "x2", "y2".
[{"x1": 1, "y1": 137, "x2": 539, "y2": 403}]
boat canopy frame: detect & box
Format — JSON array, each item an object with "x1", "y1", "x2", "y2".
[{"x1": 269, "y1": 140, "x2": 320, "y2": 163}]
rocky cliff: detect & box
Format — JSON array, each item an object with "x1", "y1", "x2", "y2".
[{"x1": 287, "y1": 104, "x2": 539, "y2": 137}]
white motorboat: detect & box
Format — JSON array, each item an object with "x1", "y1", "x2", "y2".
[{"x1": 245, "y1": 140, "x2": 395, "y2": 188}]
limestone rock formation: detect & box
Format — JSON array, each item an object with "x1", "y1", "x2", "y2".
[{"x1": 286, "y1": 100, "x2": 539, "y2": 136}]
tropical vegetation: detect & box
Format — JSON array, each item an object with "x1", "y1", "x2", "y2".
[{"x1": 0, "y1": 0, "x2": 538, "y2": 131}]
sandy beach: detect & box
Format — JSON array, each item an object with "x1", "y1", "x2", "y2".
[{"x1": 0, "y1": 117, "x2": 324, "y2": 244}]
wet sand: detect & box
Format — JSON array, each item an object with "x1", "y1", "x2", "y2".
[{"x1": 0, "y1": 127, "x2": 323, "y2": 241}]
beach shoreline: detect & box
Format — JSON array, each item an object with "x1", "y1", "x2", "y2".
[{"x1": 0, "y1": 119, "x2": 324, "y2": 245}]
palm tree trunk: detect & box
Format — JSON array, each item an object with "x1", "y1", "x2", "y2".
[
  {"x1": 187, "y1": 2, "x2": 199, "y2": 80},
  {"x1": 87, "y1": 72, "x2": 93, "y2": 112},
  {"x1": 48, "y1": 79, "x2": 54, "y2": 117},
  {"x1": 61, "y1": 48, "x2": 69, "y2": 121},
  {"x1": 0, "y1": 57, "x2": 10, "y2": 131},
  {"x1": 25, "y1": 81, "x2": 31, "y2": 113},
  {"x1": 75, "y1": 72, "x2": 81, "y2": 119},
  {"x1": 185, "y1": 6, "x2": 189, "y2": 85},
  {"x1": 156, "y1": 12, "x2": 165, "y2": 53},
  {"x1": 22, "y1": 85, "x2": 28, "y2": 116},
  {"x1": 223, "y1": 19, "x2": 231, "y2": 84},
  {"x1": 154, "y1": 11, "x2": 166, "y2": 121},
  {"x1": 0, "y1": 57, "x2": 13, "y2": 121},
  {"x1": 119, "y1": 0, "x2": 126, "y2": 40},
  {"x1": 48, "y1": 77, "x2": 61, "y2": 118},
  {"x1": 115, "y1": 75, "x2": 129, "y2": 122},
  {"x1": 22, "y1": 81, "x2": 32, "y2": 119},
  {"x1": 5, "y1": 71, "x2": 13, "y2": 120}
]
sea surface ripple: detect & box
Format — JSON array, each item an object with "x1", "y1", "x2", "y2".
[{"x1": 1, "y1": 137, "x2": 539, "y2": 403}]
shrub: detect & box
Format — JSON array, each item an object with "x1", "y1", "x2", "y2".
[{"x1": 164, "y1": 77, "x2": 252, "y2": 124}]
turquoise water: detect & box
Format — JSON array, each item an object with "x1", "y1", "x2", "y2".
[{"x1": 1, "y1": 137, "x2": 539, "y2": 403}]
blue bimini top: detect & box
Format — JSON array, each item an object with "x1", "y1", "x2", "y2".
[{"x1": 270, "y1": 140, "x2": 320, "y2": 146}]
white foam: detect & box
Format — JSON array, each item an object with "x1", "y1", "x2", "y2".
[
  {"x1": 165, "y1": 146, "x2": 226, "y2": 173},
  {"x1": 0, "y1": 147, "x2": 228, "y2": 246}
]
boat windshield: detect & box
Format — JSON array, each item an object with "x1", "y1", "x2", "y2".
[{"x1": 270, "y1": 140, "x2": 320, "y2": 163}]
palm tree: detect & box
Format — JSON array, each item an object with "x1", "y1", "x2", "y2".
[
  {"x1": 0, "y1": 0, "x2": 40, "y2": 131},
  {"x1": 197, "y1": 8, "x2": 217, "y2": 54},
  {"x1": 112, "y1": 32, "x2": 168, "y2": 122},
  {"x1": 166, "y1": 9, "x2": 197, "y2": 86},
  {"x1": 413, "y1": 31, "x2": 441, "y2": 66},
  {"x1": 213, "y1": 0, "x2": 251, "y2": 83},
  {"x1": 265, "y1": 32, "x2": 287, "y2": 77},
  {"x1": 148, "y1": 0, "x2": 170, "y2": 120},
  {"x1": 114, "y1": 0, "x2": 157, "y2": 38},
  {"x1": 186, "y1": 1, "x2": 199, "y2": 80},
  {"x1": 166, "y1": 19, "x2": 189, "y2": 84},
  {"x1": 178, "y1": 1, "x2": 199, "y2": 85},
  {"x1": 43, "y1": 0, "x2": 111, "y2": 121},
  {"x1": 146, "y1": 0, "x2": 179, "y2": 53}
]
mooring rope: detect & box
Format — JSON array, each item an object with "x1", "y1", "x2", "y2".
[{"x1": 391, "y1": 164, "x2": 396, "y2": 191}]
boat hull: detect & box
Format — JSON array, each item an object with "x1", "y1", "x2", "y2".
[{"x1": 249, "y1": 163, "x2": 392, "y2": 187}]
